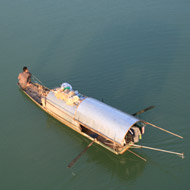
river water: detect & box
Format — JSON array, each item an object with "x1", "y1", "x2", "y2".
[{"x1": 0, "y1": 0, "x2": 190, "y2": 189}]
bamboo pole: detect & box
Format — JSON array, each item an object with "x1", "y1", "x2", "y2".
[
  {"x1": 132, "y1": 144, "x2": 184, "y2": 158},
  {"x1": 143, "y1": 121, "x2": 183, "y2": 139},
  {"x1": 128, "y1": 149, "x2": 147, "y2": 162}
]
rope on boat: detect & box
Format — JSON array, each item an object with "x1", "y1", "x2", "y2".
[
  {"x1": 32, "y1": 75, "x2": 43, "y2": 84},
  {"x1": 132, "y1": 144, "x2": 184, "y2": 159},
  {"x1": 31, "y1": 75, "x2": 50, "y2": 91}
]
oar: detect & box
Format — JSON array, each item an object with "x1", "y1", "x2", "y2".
[
  {"x1": 132, "y1": 144, "x2": 184, "y2": 158},
  {"x1": 132, "y1": 105, "x2": 155, "y2": 116},
  {"x1": 144, "y1": 121, "x2": 183, "y2": 139},
  {"x1": 67, "y1": 139, "x2": 96, "y2": 168}
]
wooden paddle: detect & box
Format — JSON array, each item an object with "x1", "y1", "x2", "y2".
[
  {"x1": 132, "y1": 105, "x2": 155, "y2": 116},
  {"x1": 67, "y1": 139, "x2": 96, "y2": 168}
]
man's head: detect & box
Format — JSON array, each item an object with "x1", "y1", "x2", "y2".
[{"x1": 23, "y1": 66, "x2": 28, "y2": 72}]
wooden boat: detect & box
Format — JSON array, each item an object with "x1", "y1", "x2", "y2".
[
  {"x1": 18, "y1": 77, "x2": 184, "y2": 162},
  {"x1": 18, "y1": 80, "x2": 146, "y2": 155}
]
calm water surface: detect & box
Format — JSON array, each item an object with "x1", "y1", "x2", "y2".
[{"x1": 0, "y1": 0, "x2": 190, "y2": 190}]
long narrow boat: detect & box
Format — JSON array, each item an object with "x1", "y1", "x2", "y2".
[
  {"x1": 18, "y1": 80, "x2": 146, "y2": 155},
  {"x1": 18, "y1": 78, "x2": 184, "y2": 159}
]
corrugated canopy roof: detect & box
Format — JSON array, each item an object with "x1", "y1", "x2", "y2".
[{"x1": 75, "y1": 98, "x2": 140, "y2": 145}]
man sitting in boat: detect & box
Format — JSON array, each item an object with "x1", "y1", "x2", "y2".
[
  {"x1": 18, "y1": 66, "x2": 32, "y2": 89},
  {"x1": 18, "y1": 67, "x2": 43, "y2": 102}
]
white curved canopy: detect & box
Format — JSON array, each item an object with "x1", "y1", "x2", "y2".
[{"x1": 75, "y1": 98, "x2": 140, "y2": 145}]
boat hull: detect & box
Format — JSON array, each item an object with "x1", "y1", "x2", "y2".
[{"x1": 18, "y1": 84, "x2": 133, "y2": 155}]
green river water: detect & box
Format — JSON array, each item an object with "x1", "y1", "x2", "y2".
[{"x1": 0, "y1": 0, "x2": 190, "y2": 189}]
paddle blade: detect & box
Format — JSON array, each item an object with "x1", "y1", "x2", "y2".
[{"x1": 132, "y1": 105, "x2": 155, "y2": 116}]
